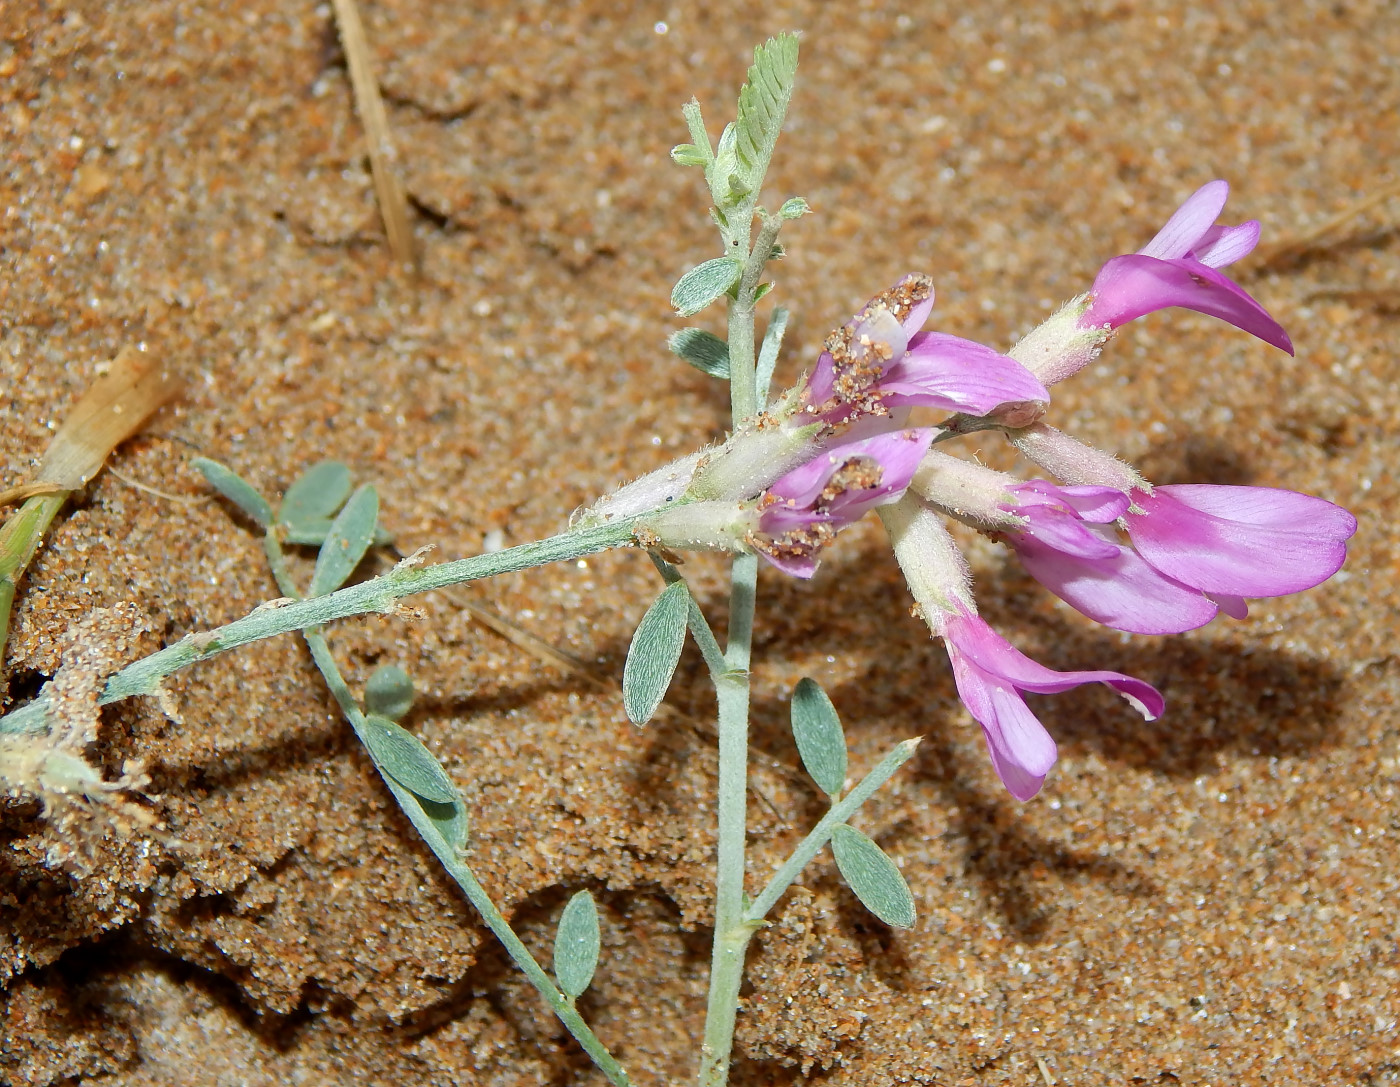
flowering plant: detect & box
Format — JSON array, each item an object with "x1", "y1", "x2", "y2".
[{"x1": 0, "y1": 35, "x2": 1355, "y2": 1087}]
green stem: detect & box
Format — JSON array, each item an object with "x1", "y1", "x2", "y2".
[
  {"x1": 745, "y1": 739, "x2": 921, "y2": 923},
  {"x1": 696, "y1": 551, "x2": 759, "y2": 1087},
  {"x1": 0, "y1": 491, "x2": 69, "y2": 670},
  {"x1": 270, "y1": 532, "x2": 632, "y2": 1086},
  {"x1": 0, "y1": 518, "x2": 642, "y2": 736}
]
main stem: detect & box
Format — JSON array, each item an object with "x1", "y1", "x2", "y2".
[
  {"x1": 697, "y1": 210, "x2": 773, "y2": 1082},
  {"x1": 697, "y1": 551, "x2": 759, "y2": 1087}
]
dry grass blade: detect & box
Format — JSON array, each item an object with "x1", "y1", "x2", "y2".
[
  {"x1": 1252, "y1": 177, "x2": 1400, "y2": 270},
  {"x1": 0, "y1": 346, "x2": 179, "y2": 680},
  {"x1": 0, "y1": 345, "x2": 180, "y2": 505},
  {"x1": 330, "y1": 0, "x2": 416, "y2": 274}
]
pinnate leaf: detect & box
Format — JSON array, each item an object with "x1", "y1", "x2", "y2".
[{"x1": 730, "y1": 35, "x2": 800, "y2": 199}]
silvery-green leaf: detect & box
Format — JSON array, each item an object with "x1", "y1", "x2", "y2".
[
  {"x1": 730, "y1": 35, "x2": 800, "y2": 200},
  {"x1": 779, "y1": 197, "x2": 810, "y2": 220},
  {"x1": 192, "y1": 458, "x2": 272, "y2": 528},
  {"x1": 279, "y1": 460, "x2": 352, "y2": 528},
  {"x1": 669, "y1": 328, "x2": 730, "y2": 379},
  {"x1": 284, "y1": 519, "x2": 392, "y2": 547},
  {"x1": 622, "y1": 580, "x2": 690, "y2": 725},
  {"x1": 553, "y1": 890, "x2": 601, "y2": 999},
  {"x1": 831, "y1": 823, "x2": 915, "y2": 929},
  {"x1": 791, "y1": 677, "x2": 847, "y2": 798},
  {"x1": 309, "y1": 484, "x2": 379, "y2": 596},
  {"x1": 755, "y1": 306, "x2": 789, "y2": 406},
  {"x1": 751, "y1": 282, "x2": 774, "y2": 304},
  {"x1": 361, "y1": 713, "x2": 457, "y2": 803},
  {"x1": 365, "y1": 664, "x2": 414, "y2": 722},
  {"x1": 671, "y1": 258, "x2": 742, "y2": 318},
  {"x1": 419, "y1": 794, "x2": 470, "y2": 853}
]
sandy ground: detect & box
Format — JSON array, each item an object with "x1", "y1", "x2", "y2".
[{"x1": 2, "y1": 1, "x2": 1399, "y2": 1084}]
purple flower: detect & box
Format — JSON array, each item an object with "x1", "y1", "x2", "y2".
[
  {"x1": 753, "y1": 429, "x2": 934, "y2": 577},
  {"x1": 941, "y1": 605, "x2": 1165, "y2": 801},
  {"x1": 1082, "y1": 180, "x2": 1293, "y2": 354},
  {"x1": 1124, "y1": 485, "x2": 1358, "y2": 614},
  {"x1": 1005, "y1": 480, "x2": 1357, "y2": 633},
  {"x1": 1003, "y1": 480, "x2": 1223, "y2": 635},
  {"x1": 805, "y1": 274, "x2": 1049, "y2": 423}
]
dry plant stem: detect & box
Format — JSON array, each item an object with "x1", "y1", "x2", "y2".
[
  {"x1": 262, "y1": 535, "x2": 632, "y2": 1087},
  {"x1": 1253, "y1": 176, "x2": 1400, "y2": 268},
  {"x1": 330, "y1": 0, "x2": 416, "y2": 272},
  {"x1": 0, "y1": 518, "x2": 642, "y2": 736}
]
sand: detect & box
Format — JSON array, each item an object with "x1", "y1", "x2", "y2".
[{"x1": 2, "y1": 1, "x2": 1398, "y2": 1083}]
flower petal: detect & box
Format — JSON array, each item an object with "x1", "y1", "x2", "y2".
[
  {"x1": 1127, "y1": 485, "x2": 1357, "y2": 598},
  {"x1": 882, "y1": 333, "x2": 1050, "y2": 414},
  {"x1": 1086, "y1": 254, "x2": 1293, "y2": 354},
  {"x1": 1192, "y1": 220, "x2": 1260, "y2": 268},
  {"x1": 1013, "y1": 534, "x2": 1221, "y2": 635},
  {"x1": 1138, "y1": 180, "x2": 1230, "y2": 260},
  {"x1": 945, "y1": 610, "x2": 1165, "y2": 719},
  {"x1": 946, "y1": 648, "x2": 1058, "y2": 801}
]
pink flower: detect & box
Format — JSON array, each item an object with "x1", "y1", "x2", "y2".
[
  {"x1": 1003, "y1": 480, "x2": 1222, "y2": 635},
  {"x1": 1005, "y1": 481, "x2": 1357, "y2": 633},
  {"x1": 1082, "y1": 180, "x2": 1292, "y2": 353},
  {"x1": 941, "y1": 606, "x2": 1165, "y2": 801},
  {"x1": 1124, "y1": 485, "x2": 1358, "y2": 615},
  {"x1": 805, "y1": 274, "x2": 1049, "y2": 423},
  {"x1": 753, "y1": 429, "x2": 935, "y2": 577}
]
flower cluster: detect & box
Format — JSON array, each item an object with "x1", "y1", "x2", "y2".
[{"x1": 602, "y1": 182, "x2": 1355, "y2": 799}]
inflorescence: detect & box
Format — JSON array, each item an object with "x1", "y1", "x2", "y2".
[{"x1": 586, "y1": 180, "x2": 1357, "y2": 801}]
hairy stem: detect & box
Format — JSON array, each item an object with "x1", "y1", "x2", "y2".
[
  {"x1": 270, "y1": 532, "x2": 632, "y2": 1086},
  {"x1": 0, "y1": 518, "x2": 641, "y2": 736},
  {"x1": 746, "y1": 739, "x2": 920, "y2": 923},
  {"x1": 696, "y1": 551, "x2": 759, "y2": 1087}
]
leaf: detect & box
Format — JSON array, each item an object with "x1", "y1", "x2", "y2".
[
  {"x1": 622, "y1": 580, "x2": 690, "y2": 725},
  {"x1": 192, "y1": 458, "x2": 272, "y2": 528},
  {"x1": 668, "y1": 328, "x2": 731, "y2": 379},
  {"x1": 309, "y1": 484, "x2": 379, "y2": 596},
  {"x1": 754, "y1": 306, "x2": 789, "y2": 406},
  {"x1": 419, "y1": 794, "x2": 470, "y2": 853},
  {"x1": 791, "y1": 677, "x2": 847, "y2": 797},
  {"x1": 365, "y1": 664, "x2": 414, "y2": 721},
  {"x1": 279, "y1": 460, "x2": 353, "y2": 529},
  {"x1": 730, "y1": 35, "x2": 800, "y2": 202},
  {"x1": 360, "y1": 713, "x2": 458, "y2": 804},
  {"x1": 553, "y1": 890, "x2": 601, "y2": 999},
  {"x1": 671, "y1": 258, "x2": 742, "y2": 318},
  {"x1": 831, "y1": 824, "x2": 916, "y2": 928},
  {"x1": 779, "y1": 196, "x2": 810, "y2": 220},
  {"x1": 283, "y1": 519, "x2": 392, "y2": 548}
]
